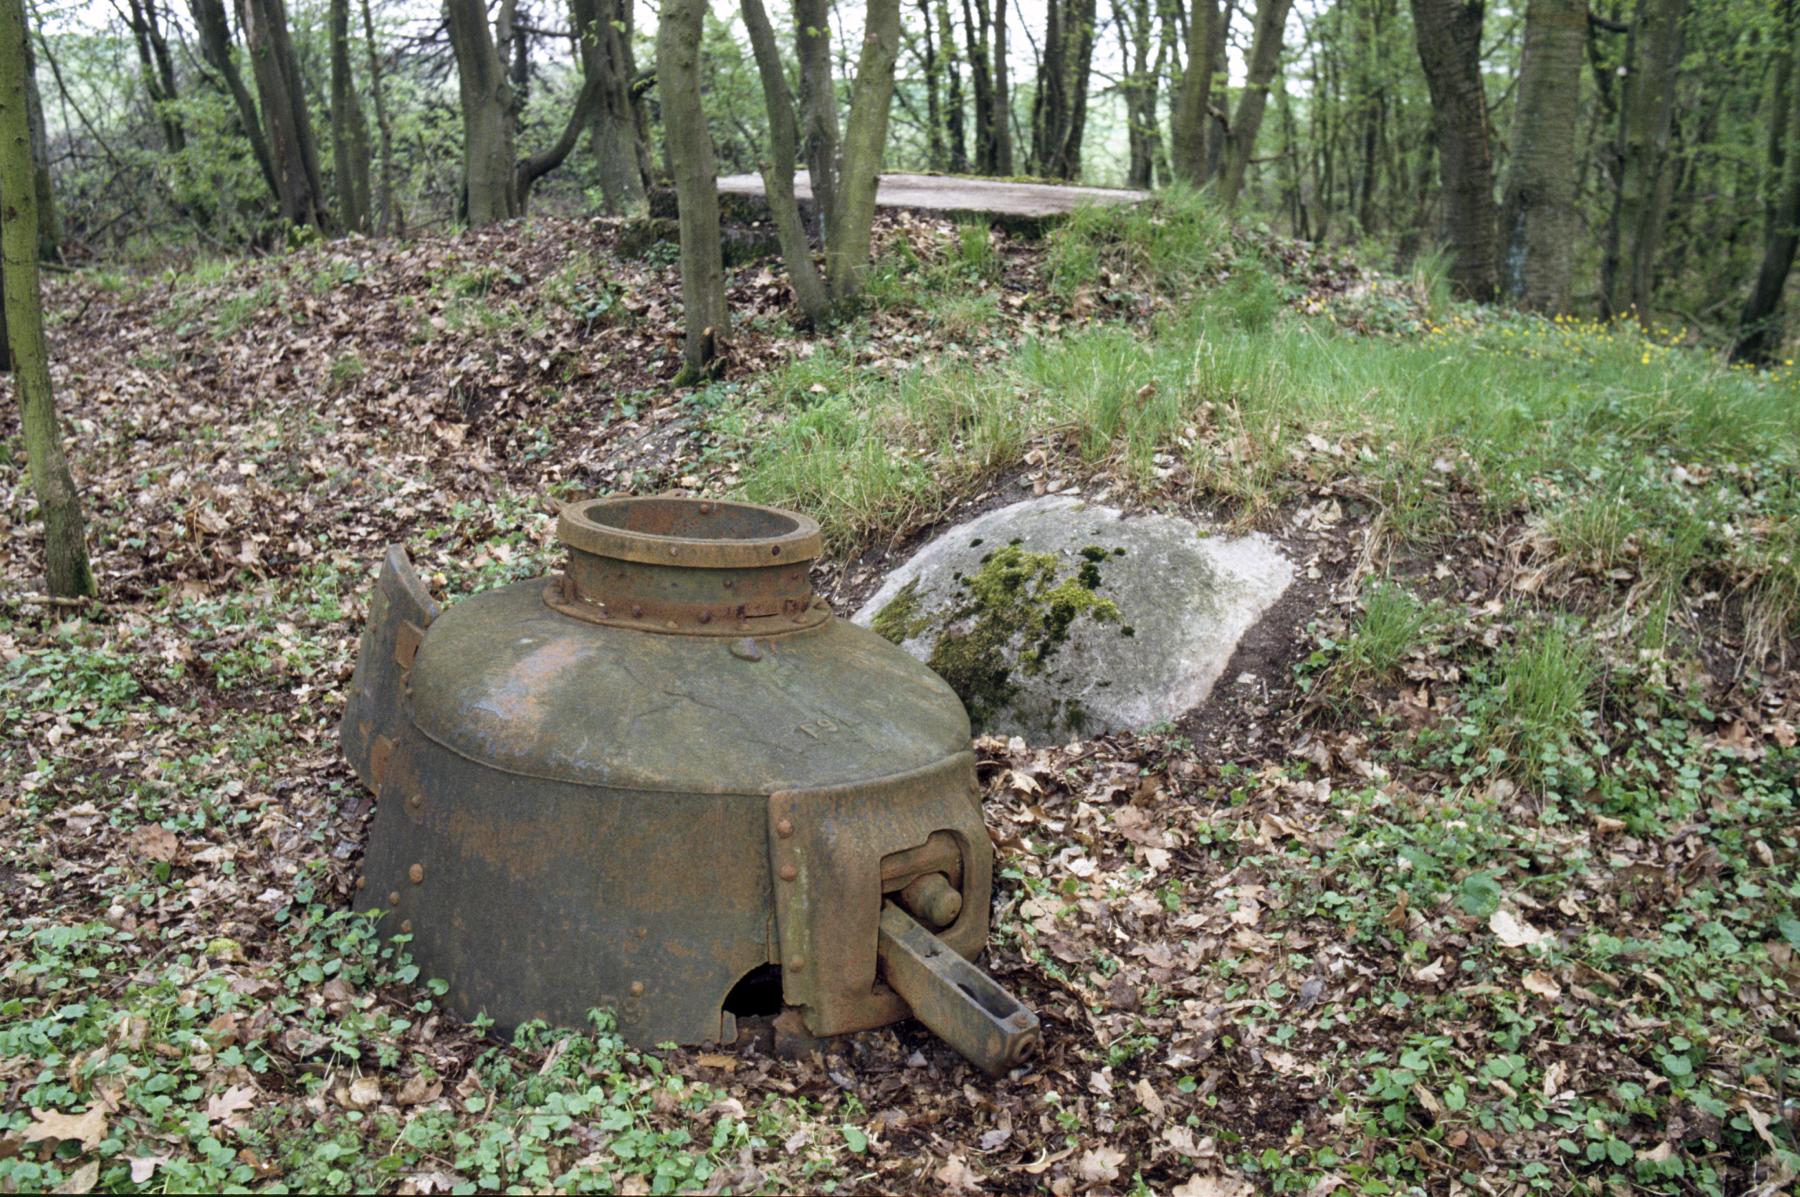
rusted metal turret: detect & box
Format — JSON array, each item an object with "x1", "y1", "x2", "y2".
[{"x1": 342, "y1": 495, "x2": 1039, "y2": 1076}]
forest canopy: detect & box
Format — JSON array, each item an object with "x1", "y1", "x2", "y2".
[{"x1": 19, "y1": 0, "x2": 1800, "y2": 357}]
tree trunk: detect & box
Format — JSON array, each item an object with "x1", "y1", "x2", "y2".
[
  {"x1": 962, "y1": 0, "x2": 995, "y2": 171},
  {"x1": 446, "y1": 0, "x2": 519, "y2": 223},
  {"x1": 128, "y1": 0, "x2": 185, "y2": 154},
  {"x1": 1171, "y1": 0, "x2": 1219, "y2": 183},
  {"x1": 239, "y1": 0, "x2": 331, "y2": 230},
  {"x1": 658, "y1": 0, "x2": 726, "y2": 377},
  {"x1": 991, "y1": 0, "x2": 1013, "y2": 172},
  {"x1": 741, "y1": 0, "x2": 831, "y2": 324},
  {"x1": 1497, "y1": 0, "x2": 1584, "y2": 311},
  {"x1": 1030, "y1": 0, "x2": 1097, "y2": 178},
  {"x1": 1116, "y1": 0, "x2": 1159, "y2": 189},
  {"x1": 0, "y1": 0, "x2": 95, "y2": 599},
  {"x1": 189, "y1": 0, "x2": 281, "y2": 203},
  {"x1": 359, "y1": 0, "x2": 403, "y2": 234},
  {"x1": 330, "y1": 0, "x2": 373, "y2": 232},
  {"x1": 572, "y1": 0, "x2": 647, "y2": 213},
  {"x1": 826, "y1": 0, "x2": 902, "y2": 301},
  {"x1": 937, "y1": 0, "x2": 968, "y2": 171},
  {"x1": 1731, "y1": 0, "x2": 1800, "y2": 363},
  {"x1": 1216, "y1": 0, "x2": 1293, "y2": 207},
  {"x1": 23, "y1": 27, "x2": 56, "y2": 260},
  {"x1": 1601, "y1": 0, "x2": 1686, "y2": 320},
  {"x1": 795, "y1": 0, "x2": 841, "y2": 238},
  {"x1": 1409, "y1": 0, "x2": 1496, "y2": 299},
  {"x1": 919, "y1": 0, "x2": 945, "y2": 168},
  {"x1": 516, "y1": 66, "x2": 609, "y2": 207}
]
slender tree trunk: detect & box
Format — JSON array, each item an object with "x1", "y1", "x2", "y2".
[
  {"x1": 1498, "y1": 0, "x2": 1584, "y2": 310},
  {"x1": 1029, "y1": 0, "x2": 1098, "y2": 180},
  {"x1": 445, "y1": 0, "x2": 519, "y2": 223},
  {"x1": 1601, "y1": 0, "x2": 1687, "y2": 320},
  {"x1": 22, "y1": 27, "x2": 55, "y2": 260},
  {"x1": 239, "y1": 0, "x2": 331, "y2": 230},
  {"x1": 795, "y1": 0, "x2": 841, "y2": 237},
  {"x1": 359, "y1": 0, "x2": 403, "y2": 234},
  {"x1": 1732, "y1": 0, "x2": 1800, "y2": 362},
  {"x1": 826, "y1": 0, "x2": 902, "y2": 301},
  {"x1": 1171, "y1": 0, "x2": 1218, "y2": 183},
  {"x1": 128, "y1": 0, "x2": 185, "y2": 154},
  {"x1": 330, "y1": 0, "x2": 373, "y2": 232},
  {"x1": 0, "y1": 0, "x2": 95, "y2": 598},
  {"x1": 963, "y1": 0, "x2": 995, "y2": 171},
  {"x1": 189, "y1": 0, "x2": 280, "y2": 202},
  {"x1": 516, "y1": 65, "x2": 609, "y2": 206},
  {"x1": 658, "y1": 0, "x2": 726, "y2": 376},
  {"x1": 742, "y1": 0, "x2": 831, "y2": 324},
  {"x1": 991, "y1": 0, "x2": 1013, "y2": 172},
  {"x1": 919, "y1": 0, "x2": 946, "y2": 168},
  {"x1": 1409, "y1": 0, "x2": 1497, "y2": 299},
  {"x1": 572, "y1": 0, "x2": 647, "y2": 213},
  {"x1": 1216, "y1": 0, "x2": 1293, "y2": 206},
  {"x1": 938, "y1": 0, "x2": 968, "y2": 171}
]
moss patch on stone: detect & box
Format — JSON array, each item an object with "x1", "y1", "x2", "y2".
[
  {"x1": 871, "y1": 579, "x2": 931, "y2": 644},
  {"x1": 920, "y1": 544, "x2": 1121, "y2": 729}
]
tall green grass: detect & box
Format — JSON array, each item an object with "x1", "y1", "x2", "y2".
[{"x1": 737, "y1": 193, "x2": 1800, "y2": 642}]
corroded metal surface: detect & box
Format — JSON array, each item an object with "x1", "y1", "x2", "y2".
[
  {"x1": 547, "y1": 496, "x2": 828, "y2": 634},
  {"x1": 344, "y1": 495, "x2": 1040, "y2": 1074},
  {"x1": 878, "y1": 904, "x2": 1042, "y2": 1077}
]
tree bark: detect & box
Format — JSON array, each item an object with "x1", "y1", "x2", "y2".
[
  {"x1": 1171, "y1": 0, "x2": 1219, "y2": 183},
  {"x1": 962, "y1": 0, "x2": 995, "y2": 171},
  {"x1": 239, "y1": 0, "x2": 331, "y2": 230},
  {"x1": 937, "y1": 0, "x2": 968, "y2": 171},
  {"x1": 1732, "y1": 0, "x2": 1800, "y2": 362},
  {"x1": 1030, "y1": 0, "x2": 1097, "y2": 178},
  {"x1": 741, "y1": 0, "x2": 830, "y2": 324},
  {"x1": 1497, "y1": 0, "x2": 1584, "y2": 310},
  {"x1": 572, "y1": 0, "x2": 648, "y2": 213},
  {"x1": 658, "y1": 0, "x2": 727, "y2": 376},
  {"x1": 516, "y1": 68, "x2": 608, "y2": 205},
  {"x1": 189, "y1": 0, "x2": 280, "y2": 203},
  {"x1": 991, "y1": 0, "x2": 1013, "y2": 172},
  {"x1": 0, "y1": 0, "x2": 95, "y2": 598},
  {"x1": 826, "y1": 0, "x2": 902, "y2": 301},
  {"x1": 1215, "y1": 0, "x2": 1293, "y2": 207},
  {"x1": 795, "y1": 0, "x2": 842, "y2": 237},
  {"x1": 446, "y1": 0, "x2": 519, "y2": 224},
  {"x1": 128, "y1": 0, "x2": 185, "y2": 154},
  {"x1": 23, "y1": 26, "x2": 55, "y2": 260},
  {"x1": 1601, "y1": 0, "x2": 1686, "y2": 320},
  {"x1": 330, "y1": 0, "x2": 373, "y2": 232},
  {"x1": 1409, "y1": 0, "x2": 1497, "y2": 299},
  {"x1": 359, "y1": 0, "x2": 403, "y2": 234}
]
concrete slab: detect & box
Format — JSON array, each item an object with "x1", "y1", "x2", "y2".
[{"x1": 716, "y1": 171, "x2": 1148, "y2": 221}]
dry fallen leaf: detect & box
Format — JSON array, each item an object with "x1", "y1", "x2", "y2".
[
  {"x1": 127, "y1": 824, "x2": 180, "y2": 862},
  {"x1": 24, "y1": 1107, "x2": 107, "y2": 1151},
  {"x1": 933, "y1": 1154, "x2": 984, "y2": 1193},
  {"x1": 54, "y1": 1160, "x2": 99, "y2": 1195},
  {"x1": 397, "y1": 1075, "x2": 443, "y2": 1106},
  {"x1": 205, "y1": 1084, "x2": 257, "y2": 1125},
  {"x1": 347, "y1": 1076, "x2": 382, "y2": 1109},
  {"x1": 1489, "y1": 909, "x2": 1550, "y2": 949},
  {"x1": 1172, "y1": 1173, "x2": 1254, "y2": 1197},
  {"x1": 1133, "y1": 1077, "x2": 1165, "y2": 1121},
  {"x1": 1077, "y1": 1145, "x2": 1127, "y2": 1183},
  {"x1": 1522, "y1": 970, "x2": 1562, "y2": 999}
]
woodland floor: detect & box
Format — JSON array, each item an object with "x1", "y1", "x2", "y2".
[{"x1": 1, "y1": 200, "x2": 1798, "y2": 1196}]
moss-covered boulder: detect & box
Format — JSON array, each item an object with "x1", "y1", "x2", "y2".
[{"x1": 851, "y1": 497, "x2": 1294, "y2": 743}]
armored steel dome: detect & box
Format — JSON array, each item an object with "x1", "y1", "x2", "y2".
[{"x1": 342, "y1": 496, "x2": 1039, "y2": 1075}]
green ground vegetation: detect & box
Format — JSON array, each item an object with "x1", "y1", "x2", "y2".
[{"x1": 2, "y1": 195, "x2": 1796, "y2": 1193}]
